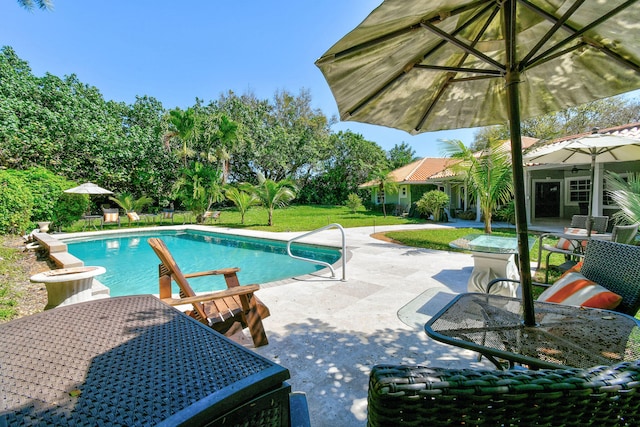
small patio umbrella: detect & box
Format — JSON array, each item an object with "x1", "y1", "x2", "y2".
[
  {"x1": 316, "y1": 0, "x2": 640, "y2": 325},
  {"x1": 64, "y1": 182, "x2": 113, "y2": 195},
  {"x1": 524, "y1": 131, "x2": 640, "y2": 232},
  {"x1": 64, "y1": 182, "x2": 113, "y2": 216}
]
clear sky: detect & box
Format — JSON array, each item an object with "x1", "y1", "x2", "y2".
[{"x1": 0, "y1": 0, "x2": 483, "y2": 158}]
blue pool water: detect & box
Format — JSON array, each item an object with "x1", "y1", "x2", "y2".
[{"x1": 64, "y1": 230, "x2": 341, "y2": 297}]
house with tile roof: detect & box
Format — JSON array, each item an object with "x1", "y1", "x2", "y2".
[
  {"x1": 358, "y1": 157, "x2": 453, "y2": 216},
  {"x1": 524, "y1": 123, "x2": 640, "y2": 225},
  {"x1": 360, "y1": 124, "x2": 640, "y2": 226}
]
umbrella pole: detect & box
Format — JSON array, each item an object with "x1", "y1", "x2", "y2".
[{"x1": 506, "y1": 75, "x2": 536, "y2": 326}]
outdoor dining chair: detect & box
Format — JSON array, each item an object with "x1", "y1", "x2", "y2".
[
  {"x1": 494, "y1": 239, "x2": 640, "y2": 316},
  {"x1": 610, "y1": 222, "x2": 639, "y2": 244},
  {"x1": 536, "y1": 214, "x2": 609, "y2": 282}
]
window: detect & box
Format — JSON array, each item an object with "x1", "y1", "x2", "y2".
[
  {"x1": 566, "y1": 178, "x2": 590, "y2": 204},
  {"x1": 400, "y1": 186, "x2": 407, "y2": 198}
]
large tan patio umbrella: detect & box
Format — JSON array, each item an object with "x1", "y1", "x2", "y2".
[
  {"x1": 316, "y1": 0, "x2": 640, "y2": 325},
  {"x1": 524, "y1": 130, "x2": 640, "y2": 233}
]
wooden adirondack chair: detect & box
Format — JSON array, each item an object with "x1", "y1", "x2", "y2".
[{"x1": 147, "y1": 237, "x2": 270, "y2": 347}]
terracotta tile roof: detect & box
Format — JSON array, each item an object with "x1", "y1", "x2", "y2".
[
  {"x1": 359, "y1": 135, "x2": 542, "y2": 187},
  {"x1": 429, "y1": 136, "x2": 540, "y2": 179},
  {"x1": 359, "y1": 157, "x2": 451, "y2": 188}
]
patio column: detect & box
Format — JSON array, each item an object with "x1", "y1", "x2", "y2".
[{"x1": 592, "y1": 163, "x2": 604, "y2": 216}]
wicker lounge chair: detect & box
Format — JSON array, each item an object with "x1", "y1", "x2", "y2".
[
  {"x1": 203, "y1": 210, "x2": 221, "y2": 224},
  {"x1": 367, "y1": 362, "x2": 640, "y2": 426},
  {"x1": 126, "y1": 211, "x2": 141, "y2": 226},
  {"x1": 147, "y1": 237, "x2": 270, "y2": 347},
  {"x1": 101, "y1": 207, "x2": 120, "y2": 228}
]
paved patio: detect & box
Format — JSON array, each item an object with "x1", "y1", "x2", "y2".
[
  {"x1": 56, "y1": 219, "x2": 559, "y2": 426},
  {"x1": 207, "y1": 220, "x2": 555, "y2": 426}
]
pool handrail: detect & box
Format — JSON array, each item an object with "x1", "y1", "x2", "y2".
[{"x1": 287, "y1": 223, "x2": 346, "y2": 281}]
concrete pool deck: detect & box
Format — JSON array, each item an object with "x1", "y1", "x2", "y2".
[
  {"x1": 54, "y1": 219, "x2": 561, "y2": 426},
  {"x1": 201, "y1": 220, "x2": 560, "y2": 427}
]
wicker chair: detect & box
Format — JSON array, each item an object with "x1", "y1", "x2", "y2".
[
  {"x1": 368, "y1": 362, "x2": 640, "y2": 426},
  {"x1": 492, "y1": 239, "x2": 640, "y2": 316}
]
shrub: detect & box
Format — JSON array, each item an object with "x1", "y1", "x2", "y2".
[
  {"x1": 51, "y1": 193, "x2": 89, "y2": 230},
  {"x1": 15, "y1": 167, "x2": 85, "y2": 223},
  {"x1": 416, "y1": 190, "x2": 450, "y2": 222},
  {"x1": 494, "y1": 200, "x2": 516, "y2": 224},
  {"x1": 0, "y1": 170, "x2": 34, "y2": 235},
  {"x1": 345, "y1": 193, "x2": 363, "y2": 213}
]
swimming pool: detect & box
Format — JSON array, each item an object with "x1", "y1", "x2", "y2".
[{"x1": 64, "y1": 230, "x2": 342, "y2": 297}]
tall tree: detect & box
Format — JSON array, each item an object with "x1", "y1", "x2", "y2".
[
  {"x1": 215, "y1": 89, "x2": 332, "y2": 184},
  {"x1": 472, "y1": 95, "x2": 640, "y2": 148},
  {"x1": 165, "y1": 107, "x2": 196, "y2": 167},
  {"x1": 387, "y1": 142, "x2": 417, "y2": 170},
  {"x1": 299, "y1": 130, "x2": 387, "y2": 204},
  {"x1": 442, "y1": 138, "x2": 513, "y2": 234}
]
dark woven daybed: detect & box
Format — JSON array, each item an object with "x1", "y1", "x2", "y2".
[{"x1": 368, "y1": 362, "x2": 640, "y2": 426}]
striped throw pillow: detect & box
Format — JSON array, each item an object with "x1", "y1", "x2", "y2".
[
  {"x1": 104, "y1": 213, "x2": 119, "y2": 222},
  {"x1": 555, "y1": 227, "x2": 595, "y2": 251},
  {"x1": 537, "y1": 272, "x2": 622, "y2": 310}
]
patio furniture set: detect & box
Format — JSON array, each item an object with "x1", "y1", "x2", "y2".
[
  {"x1": 368, "y1": 229, "x2": 640, "y2": 426},
  {"x1": 11, "y1": 215, "x2": 640, "y2": 425}
]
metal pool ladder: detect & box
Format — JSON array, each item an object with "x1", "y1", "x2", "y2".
[{"x1": 287, "y1": 223, "x2": 346, "y2": 281}]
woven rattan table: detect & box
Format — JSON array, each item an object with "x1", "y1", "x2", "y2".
[
  {"x1": 0, "y1": 295, "x2": 291, "y2": 426},
  {"x1": 425, "y1": 293, "x2": 640, "y2": 369}
]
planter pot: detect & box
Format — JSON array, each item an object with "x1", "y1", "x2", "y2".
[
  {"x1": 37, "y1": 221, "x2": 51, "y2": 233},
  {"x1": 30, "y1": 266, "x2": 106, "y2": 309}
]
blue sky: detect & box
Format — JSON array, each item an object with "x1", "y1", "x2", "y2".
[{"x1": 0, "y1": 1, "x2": 481, "y2": 158}]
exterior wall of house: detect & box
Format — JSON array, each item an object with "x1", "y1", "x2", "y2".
[{"x1": 527, "y1": 160, "x2": 640, "y2": 224}]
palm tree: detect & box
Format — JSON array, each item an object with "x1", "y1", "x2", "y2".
[
  {"x1": 108, "y1": 192, "x2": 154, "y2": 213},
  {"x1": 225, "y1": 186, "x2": 260, "y2": 224},
  {"x1": 165, "y1": 108, "x2": 196, "y2": 167},
  {"x1": 17, "y1": 0, "x2": 53, "y2": 10},
  {"x1": 172, "y1": 162, "x2": 223, "y2": 221},
  {"x1": 215, "y1": 115, "x2": 238, "y2": 184},
  {"x1": 370, "y1": 169, "x2": 398, "y2": 218},
  {"x1": 605, "y1": 171, "x2": 640, "y2": 224},
  {"x1": 245, "y1": 174, "x2": 297, "y2": 226},
  {"x1": 442, "y1": 138, "x2": 513, "y2": 234}
]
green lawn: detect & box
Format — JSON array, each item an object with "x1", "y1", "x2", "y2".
[{"x1": 66, "y1": 205, "x2": 426, "y2": 233}]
